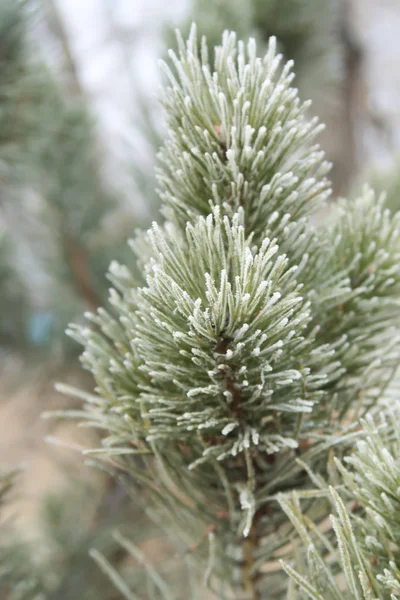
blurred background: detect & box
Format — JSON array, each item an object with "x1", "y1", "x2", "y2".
[{"x1": 1, "y1": 0, "x2": 400, "y2": 597}]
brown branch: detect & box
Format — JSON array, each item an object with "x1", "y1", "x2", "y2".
[
  {"x1": 215, "y1": 336, "x2": 262, "y2": 598},
  {"x1": 242, "y1": 522, "x2": 261, "y2": 600},
  {"x1": 336, "y1": 0, "x2": 364, "y2": 195},
  {"x1": 63, "y1": 232, "x2": 101, "y2": 312},
  {"x1": 44, "y1": 0, "x2": 84, "y2": 98},
  {"x1": 216, "y1": 336, "x2": 244, "y2": 418}
]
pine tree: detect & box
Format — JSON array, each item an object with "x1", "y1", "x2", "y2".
[
  {"x1": 65, "y1": 27, "x2": 400, "y2": 597},
  {"x1": 0, "y1": 0, "x2": 140, "y2": 357}
]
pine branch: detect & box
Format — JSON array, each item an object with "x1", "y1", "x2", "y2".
[
  {"x1": 64, "y1": 25, "x2": 400, "y2": 597},
  {"x1": 62, "y1": 232, "x2": 102, "y2": 312},
  {"x1": 44, "y1": 0, "x2": 83, "y2": 97}
]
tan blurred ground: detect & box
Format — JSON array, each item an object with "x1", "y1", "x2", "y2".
[{"x1": 0, "y1": 358, "x2": 100, "y2": 538}]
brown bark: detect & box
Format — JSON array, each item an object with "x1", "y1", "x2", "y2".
[
  {"x1": 242, "y1": 522, "x2": 261, "y2": 600},
  {"x1": 63, "y1": 233, "x2": 101, "y2": 311}
]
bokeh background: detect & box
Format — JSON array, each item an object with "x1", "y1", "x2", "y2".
[{"x1": 2, "y1": 0, "x2": 400, "y2": 597}]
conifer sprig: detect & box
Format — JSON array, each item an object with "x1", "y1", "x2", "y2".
[
  {"x1": 67, "y1": 26, "x2": 400, "y2": 597},
  {"x1": 158, "y1": 30, "x2": 331, "y2": 244}
]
